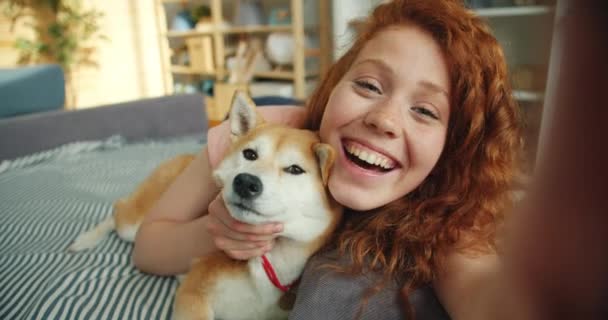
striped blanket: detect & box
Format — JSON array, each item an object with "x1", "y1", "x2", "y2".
[{"x1": 0, "y1": 135, "x2": 204, "y2": 320}]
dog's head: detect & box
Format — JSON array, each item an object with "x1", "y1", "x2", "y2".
[{"x1": 213, "y1": 91, "x2": 339, "y2": 242}]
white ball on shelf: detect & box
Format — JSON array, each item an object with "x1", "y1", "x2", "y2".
[{"x1": 265, "y1": 32, "x2": 295, "y2": 67}]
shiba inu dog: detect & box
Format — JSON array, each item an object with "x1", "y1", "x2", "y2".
[
  {"x1": 69, "y1": 91, "x2": 343, "y2": 320},
  {"x1": 173, "y1": 92, "x2": 342, "y2": 320}
]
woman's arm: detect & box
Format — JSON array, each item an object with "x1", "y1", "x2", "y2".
[
  {"x1": 433, "y1": 251, "x2": 529, "y2": 320},
  {"x1": 132, "y1": 147, "x2": 220, "y2": 275},
  {"x1": 434, "y1": 2, "x2": 608, "y2": 318}
]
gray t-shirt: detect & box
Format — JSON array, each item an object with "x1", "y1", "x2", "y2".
[{"x1": 289, "y1": 250, "x2": 451, "y2": 320}]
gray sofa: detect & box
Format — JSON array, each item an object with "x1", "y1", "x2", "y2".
[{"x1": 0, "y1": 94, "x2": 207, "y2": 161}]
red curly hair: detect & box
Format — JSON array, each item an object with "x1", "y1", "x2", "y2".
[{"x1": 304, "y1": 0, "x2": 523, "y2": 315}]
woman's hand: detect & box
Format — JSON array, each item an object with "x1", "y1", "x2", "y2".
[{"x1": 204, "y1": 193, "x2": 283, "y2": 260}]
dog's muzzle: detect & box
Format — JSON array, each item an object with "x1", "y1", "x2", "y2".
[{"x1": 233, "y1": 173, "x2": 263, "y2": 200}]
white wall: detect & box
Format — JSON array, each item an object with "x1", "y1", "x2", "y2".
[{"x1": 75, "y1": 0, "x2": 164, "y2": 109}]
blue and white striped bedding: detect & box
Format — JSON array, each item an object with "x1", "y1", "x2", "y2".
[{"x1": 0, "y1": 135, "x2": 205, "y2": 319}]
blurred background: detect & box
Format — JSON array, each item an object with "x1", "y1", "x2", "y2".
[{"x1": 0, "y1": 0, "x2": 556, "y2": 167}]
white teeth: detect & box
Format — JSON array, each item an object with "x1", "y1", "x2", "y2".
[
  {"x1": 375, "y1": 157, "x2": 382, "y2": 166},
  {"x1": 345, "y1": 142, "x2": 395, "y2": 169},
  {"x1": 360, "y1": 151, "x2": 369, "y2": 162},
  {"x1": 380, "y1": 158, "x2": 389, "y2": 168},
  {"x1": 367, "y1": 153, "x2": 377, "y2": 165}
]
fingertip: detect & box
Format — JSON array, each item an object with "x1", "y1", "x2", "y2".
[
  {"x1": 213, "y1": 237, "x2": 224, "y2": 249},
  {"x1": 251, "y1": 242, "x2": 264, "y2": 249},
  {"x1": 270, "y1": 223, "x2": 283, "y2": 233},
  {"x1": 254, "y1": 240, "x2": 270, "y2": 248},
  {"x1": 228, "y1": 250, "x2": 246, "y2": 261}
]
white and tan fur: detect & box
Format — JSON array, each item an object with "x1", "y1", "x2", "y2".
[
  {"x1": 67, "y1": 153, "x2": 195, "y2": 251},
  {"x1": 69, "y1": 91, "x2": 342, "y2": 320}
]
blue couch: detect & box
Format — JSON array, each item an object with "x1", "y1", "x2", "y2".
[{"x1": 0, "y1": 64, "x2": 65, "y2": 118}]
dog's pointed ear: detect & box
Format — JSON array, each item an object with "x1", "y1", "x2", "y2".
[
  {"x1": 313, "y1": 143, "x2": 335, "y2": 186},
  {"x1": 229, "y1": 90, "x2": 265, "y2": 141}
]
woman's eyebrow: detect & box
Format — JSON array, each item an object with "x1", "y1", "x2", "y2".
[
  {"x1": 418, "y1": 81, "x2": 449, "y2": 100},
  {"x1": 352, "y1": 58, "x2": 395, "y2": 77}
]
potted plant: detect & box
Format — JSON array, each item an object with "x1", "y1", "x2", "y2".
[{"x1": 2, "y1": 0, "x2": 107, "y2": 109}]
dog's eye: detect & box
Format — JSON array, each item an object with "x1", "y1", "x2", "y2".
[
  {"x1": 284, "y1": 165, "x2": 305, "y2": 175},
  {"x1": 243, "y1": 148, "x2": 258, "y2": 161}
]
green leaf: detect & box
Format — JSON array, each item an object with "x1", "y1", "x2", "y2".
[
  {"x1": 39, "y1": 43, "x2": 50, "y2": 53},
  {"x1": 8, "y1": 0, "x2": 107, "y2": 72},
  {"x1": 14, "y1": 38, "x2": 33, "y2": 50},
  {"x1": 47, "y1": 22, "x2": 63, "y2": 38}
]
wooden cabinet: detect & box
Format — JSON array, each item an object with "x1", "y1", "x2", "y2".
[{"x1": 154, "y1": 0, "x2": 332, "y2": 100}]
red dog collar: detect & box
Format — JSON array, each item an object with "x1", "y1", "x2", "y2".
[{"x1": 261, "y1": 255, "x2": 298, "y2": 293}]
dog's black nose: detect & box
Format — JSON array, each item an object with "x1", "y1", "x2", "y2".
[{"x1": 233, "y1": 173, "x2": 263, "y2": 199}]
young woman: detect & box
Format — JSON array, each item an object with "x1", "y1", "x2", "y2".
[{"x1": 133, "y1": 0, "x2": 523, "y2": 318}]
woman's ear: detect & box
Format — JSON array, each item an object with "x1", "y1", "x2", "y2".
[
  {"x1": 229, "y1": 90, "x2": 265, "y2": 141},
  {"x1": 313, "y1": 143, "x2": 335, "y2": 186}
]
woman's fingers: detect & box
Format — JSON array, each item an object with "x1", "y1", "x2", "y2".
[
  {"x1": 205, "y1": 213, "x2": 274, "y2": 242},
  {"x1": 214, "y1": 236, "x2": 274, "y2": 252},
  {"x1": 205, "y1": 193, "x2": 282, "y2": 260},
  {"x1": 225, "y1": 244, "x2": 274, "y2": 260},
  {"x1": 227, "y1": 218, "x2": 283, "y2": 236},
  {"x1": 208, "y1": 193, "x2": 283, "y2": 240}
]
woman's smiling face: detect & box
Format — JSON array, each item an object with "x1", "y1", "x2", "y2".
[{"x1": 320, "y1": 25, "x2": 451, "y2": 211}]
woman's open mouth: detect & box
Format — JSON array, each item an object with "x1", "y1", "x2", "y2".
[{"x1": 342, "y1": 139, "x2": 398, "y2": 173}]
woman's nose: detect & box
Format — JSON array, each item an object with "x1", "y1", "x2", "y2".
[{"x1": 363, "y1": 105, "x2": 400, "y2": 139}]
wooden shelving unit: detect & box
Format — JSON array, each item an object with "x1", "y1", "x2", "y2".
[
  {"x1": 513, "y1": 89, "x2": 545, "y2": 102},
  {"x1": 476, "y1": 5, "x2": 555, "y2": 103},
  {"x1": 475, "y1": 5, "x2": 553, "y2": 18},
  {"x1": 475, "y1": 3, "x2": 556, "y2": 169},
  {"x1": 170, "y1": 64, "x2": 319, "y2": 79},
  {"x1": 154, "y1": 0, "x2": 332, "y2": 100},
  {"x1": 165, "y1": 25, "x2": 294, "y2": 37}
]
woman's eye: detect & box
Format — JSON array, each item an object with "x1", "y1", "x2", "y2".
[
  {"x1": 354, "y1": 80, "x2": 382, "y2": 94},
  {"x1": 242, "y1": 148, "x2": 258, "y2": 161},
  {"x1": 284, "y1": 165, "x2": 305, "y2": 175},
  {"x1": 411, "y1": 106, "x2": 439, "y2": 120}
]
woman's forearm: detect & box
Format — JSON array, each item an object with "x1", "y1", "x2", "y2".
[{"x1": 132, "y1": 216, "x2": 217, "y2": 275}]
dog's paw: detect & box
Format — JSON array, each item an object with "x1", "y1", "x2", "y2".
[
  {"x1": 67, "y1": 230, "x2": 102, "y2": 252},
  {"x1": 67, "y1": 217, "x2": 115, "y2": 252}
]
